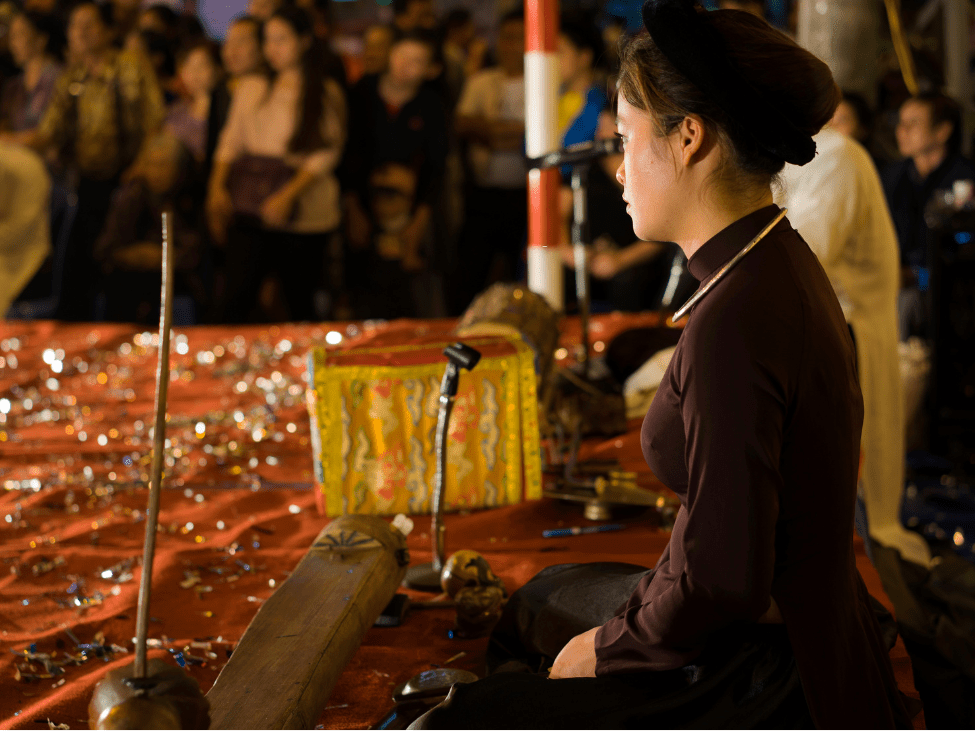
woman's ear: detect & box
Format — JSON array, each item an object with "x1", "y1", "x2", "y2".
[{"x1": 677, "y1": 115, "x2": 706, "y2": 167}]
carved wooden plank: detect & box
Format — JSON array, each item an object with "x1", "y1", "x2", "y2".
[{"x1": 206, "y1": 515, "x2": 408, "y2": 729}]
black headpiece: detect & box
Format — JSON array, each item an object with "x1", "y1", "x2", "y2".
[{"x1": 641, "y1": 0, "x2": 817, "y2": 166}]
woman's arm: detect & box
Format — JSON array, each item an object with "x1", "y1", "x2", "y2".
[
  {"x1": 207, "y1": 80, "x2": 258, "y2": 242},
  {"x1": 211, "y1": 77, "x2": 255, "y2": 170}
]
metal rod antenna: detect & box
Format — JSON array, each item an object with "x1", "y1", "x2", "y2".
[{"x1": 134, "y1": 211, "x2": 174, "y2": 679}]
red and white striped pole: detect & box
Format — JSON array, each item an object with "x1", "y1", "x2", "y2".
[{"x1": 525, "y1": 0, "x2": 563, "y2": 311}]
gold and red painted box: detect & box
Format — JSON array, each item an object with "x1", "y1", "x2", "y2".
[{"x1": 307, "y1": 328, "x2": 542, "y2": 517}]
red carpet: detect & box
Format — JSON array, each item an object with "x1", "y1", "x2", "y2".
[{"x1": 0, "y1": 317, "x2": 922, "y2": 728}]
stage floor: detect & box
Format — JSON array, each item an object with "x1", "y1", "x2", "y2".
[{"x1": 0, "y1": 317, "x2": 922, "y2": 729}]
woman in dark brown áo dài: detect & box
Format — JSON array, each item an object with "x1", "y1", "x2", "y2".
[{"x1": 412, "y1": 1, "x2": 912, "y2": 728}]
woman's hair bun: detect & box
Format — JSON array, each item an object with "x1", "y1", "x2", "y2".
[{"x1": 636, "y1": 0, "x2": 840, "y2": 169}]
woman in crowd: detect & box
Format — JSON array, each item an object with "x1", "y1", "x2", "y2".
[
  {"x1": 414, "y1": 1, "x2": 910, "y2": 728},
  {"x1": 165, "y1": 40, "x2": 221, "y2": 162},
  {"x1": 205, "y1": 14, "x2": 264, "y2": 176},
  {"x1": 0, "y1": 10, "x2": 61, "y2": 133},
  {"x1": 208, "y1": 5, "x2": 345, "y2": 322}
]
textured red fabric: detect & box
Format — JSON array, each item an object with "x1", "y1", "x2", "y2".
[{"x1": 0, "y1": 318, "x2": 921, "y2": 729}]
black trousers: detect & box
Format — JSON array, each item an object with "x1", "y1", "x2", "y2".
[
  {"x1": 217, "y1": 218, "x2": 330, "y2": 323},
  {"x1": 416, "y1": 563, "x2": 811, "y2": 730},
  {"x1": 56, "y1": 176, "x2": 118, "y2": 321}
]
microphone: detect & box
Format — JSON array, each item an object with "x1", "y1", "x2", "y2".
[{"x1": 527, "y1": 138, "x2": 622, "y2": 170}]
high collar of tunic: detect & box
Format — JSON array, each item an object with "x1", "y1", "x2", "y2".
[{"x1": 685, "y1": 204, "x2": 785, "y2": 282}]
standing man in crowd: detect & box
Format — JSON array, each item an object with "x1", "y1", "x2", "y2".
[
  {"x1": 882, "y1": 92, "x2": 975, "y2": 339},
  {"x1": 452, "y1": 10, "x2": 525, "y2": 312},
  {"x1": 342, "y1": 29, "x2": 448, "y2": 318}
]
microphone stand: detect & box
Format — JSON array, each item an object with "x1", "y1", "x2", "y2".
[
  {"x1": 403, "y1": 343, "x2": 481, "y2": 591},
  {"x1": 527, "y1": 139, "x2": 620, "y2": 378}
]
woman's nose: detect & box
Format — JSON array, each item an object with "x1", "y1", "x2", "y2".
[{"x1": 615, "y1": 162, "x2": 625, "y2": 186}]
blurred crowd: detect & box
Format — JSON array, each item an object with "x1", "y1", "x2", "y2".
[{"x1": 0, "y1": 0, "x2": 972, "y2": 331}]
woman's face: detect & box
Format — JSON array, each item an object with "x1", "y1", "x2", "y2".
[
  {"x1": 9, "y1": 15, "x2": 46, "y2": 66},
  {"x1": 615, "y1": 93, "x2": 682, "y2": 243},
  {"x1": 222, "y1": 21, "x2": 262, "y2": 78},
  {"x1": 180, "y1": 47, "x2": 219, "y2": 98},
  {"x1": 263, "y1": 17, "x2": 304, "y2": 73}
]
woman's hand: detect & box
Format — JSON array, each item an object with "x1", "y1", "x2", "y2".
[
  {"x1": 549, "y1": 626, "x2": 599, "y2": 679},
  {"x1": 260, "y1": 189, "x2": 295, "y2": 229},
  {"x1": 206, "y1": 186, "x2": 234, "y2": 245}
]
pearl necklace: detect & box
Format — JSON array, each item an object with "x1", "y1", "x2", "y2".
[{"x1": 671, "y1": 208, "x2": 788, "y2": 323}]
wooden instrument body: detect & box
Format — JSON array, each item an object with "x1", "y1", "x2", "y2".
[{"x1": 206, "y1": 515, "x2": 409, "y2": 729}]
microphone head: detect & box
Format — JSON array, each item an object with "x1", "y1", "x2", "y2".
[{"x1": 443, "y1": 342, "x2": 481, "y2": 371}]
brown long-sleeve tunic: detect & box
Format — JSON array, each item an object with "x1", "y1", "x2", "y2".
[{"x1": 593, "y1": 206, "x2": 908, "y2": 728}]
